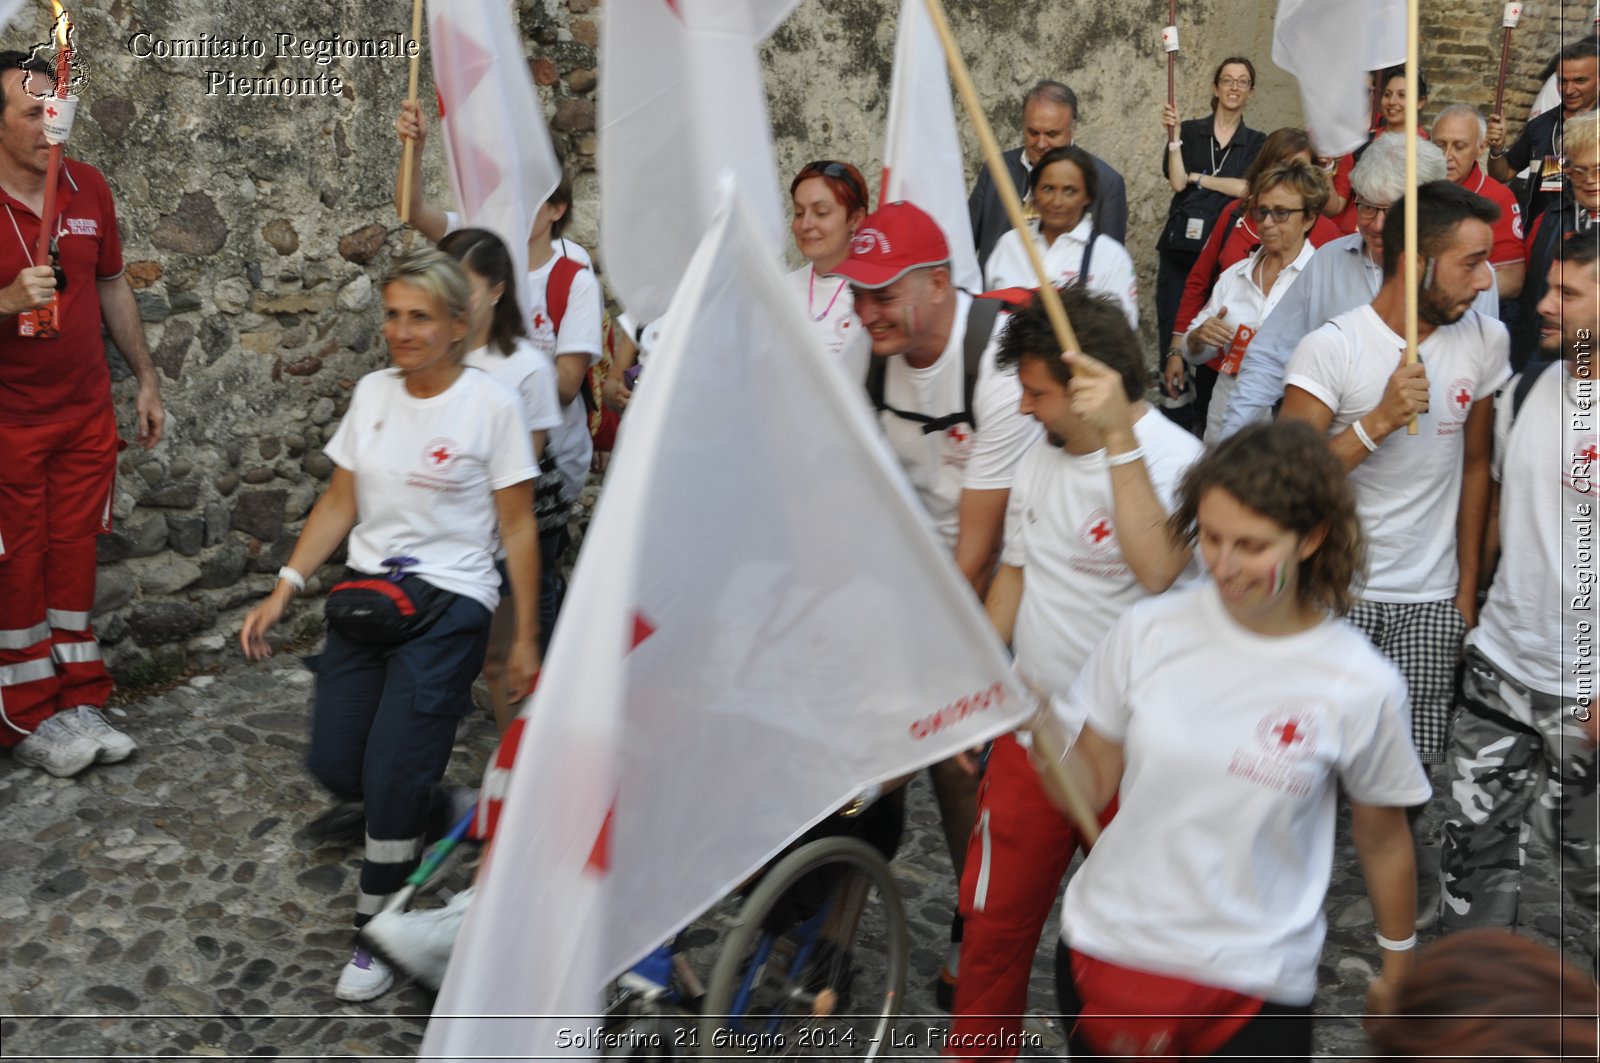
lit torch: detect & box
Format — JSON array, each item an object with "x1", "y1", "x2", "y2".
[{"x1": 34, "y1": 1, "x2": 75, "y2": 267}]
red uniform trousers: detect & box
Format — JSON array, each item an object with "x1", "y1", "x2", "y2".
[
  {"x1": 0, "y1": 407, "x2": 118, "y2": 745},
  {"x1": 948, "y1": 733, "x2": 1116, "y2": 1062}
]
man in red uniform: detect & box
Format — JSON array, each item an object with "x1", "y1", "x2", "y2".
[
  {"x1": 0, "y1": 51, "x2": 163, "y2": 776},
  {"x1": 1434, "y1": 103, "x2": 1525, "y2": 301}
]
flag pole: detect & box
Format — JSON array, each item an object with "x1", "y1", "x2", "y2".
[
  {"x1": 1494, "y1": 5, "x2": 1523, "y2": 120},
  {"x1": 919, "y1": 0, "x2": 1079, "y2": 355},
  {"x1": 1165, "y1": 0, "x2": 1178, "y2": 118},
  {"x1": 1403, "y1": 0, "x2": 1420, "y2": 434},
  {"x1": 399, "y1": 0, "x2": 424, "y2": 250}
]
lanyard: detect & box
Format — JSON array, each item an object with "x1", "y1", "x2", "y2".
[
  {"x1": 1208, "y1": 134, "x2": 1234, "y2": 177},
  {"x1": 6, "y1": 204, "x2": 61, "y2": 263},
  {"x1": 807, "y1": 267, "x2": 846, "y2": 322}
]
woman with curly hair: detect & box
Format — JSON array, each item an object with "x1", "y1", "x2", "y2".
[{"x1": 1033, "y1": 420, "x2": 1429, "y2": 1060}]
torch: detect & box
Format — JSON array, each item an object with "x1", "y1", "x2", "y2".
[
  {"x1": 18, "y1": 2, "x2": 74, "y2": 340},
  {"x1": 1163, "y1": 1, "x2": 1178, "y2": 129},
  {"x1": 1494, "y1": 3, "x2": 1523, "y2": 120}
]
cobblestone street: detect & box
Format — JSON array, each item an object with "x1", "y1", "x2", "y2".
[{"x1": 0, "y1": 649, "x2": 1589, "y2": 1060}]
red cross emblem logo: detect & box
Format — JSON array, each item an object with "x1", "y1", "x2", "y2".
[
  {"x1": 1256, "y1": 709, "x2": 1318, "y2": 761},
  {"x1": 45, "y1": 105, "x2": 56, "y2": 119},
  {"x1": 533, "y1": 312, "x2": 545, "y2": 329},
  {"x1": 422, "y1": 438, "x2": 459, "y2": 469},
  {"x1": 1089, "y1": 519, "x2": 1112, "y2": 543},
  {"x1": 1079, "y1": 508, "x2": 1117, "y2": 553},
  {"x1": 947, "y1": 424, "x2": 969, "y2": 445},
  {"x1": 1454, "y1": 386, "x2": 1472, "y2": 410}
]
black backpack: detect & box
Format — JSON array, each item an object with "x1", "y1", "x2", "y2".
[{"x1": 864, "y1": 295, "x2": 1006, "y2": 436}]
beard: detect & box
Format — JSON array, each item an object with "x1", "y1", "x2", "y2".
[{"x1": 1419, "y1": 283, "x2": 1470, "y2": 327}]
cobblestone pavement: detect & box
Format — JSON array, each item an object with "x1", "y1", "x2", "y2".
[{"x1": 0, "y1": 649, "x2": 1590, "y2": 1060}]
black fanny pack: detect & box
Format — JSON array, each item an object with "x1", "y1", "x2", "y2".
[{"x1": 324, "y1": 565, "x2": 453, "y2": 645}]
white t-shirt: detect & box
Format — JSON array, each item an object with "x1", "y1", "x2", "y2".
[
  {"x1": 788, "y1": 264, "x2": 870, "y2": 384},
  {"x1": 1285, "y1": 305, "x2": 1511, "y2": 602},
  {"x1": 462, "y1": 339, "x2": 564, "y2": 437},
  {"x1": 877, "y1": 293, "x2": 1042, "y2": 547},
  {"x1": 1057, "y1": 582, "x2": 1430, "y2": 1004},
  {"x1": 1471, "y1": 364, "x2": 1597, "y2": 698},
  {"x1": 323, "y1": 368, "x2": 537, "y2": 612},
  {"x1": 526, "y1": 253, "x2": 605, "y2": 502},
  {"x1": 1003, "y1": 409, "x2": 1202, "y2": 702},
  {"x1": 983, "y1": 217, "x2": 1138, "y2": 329}
]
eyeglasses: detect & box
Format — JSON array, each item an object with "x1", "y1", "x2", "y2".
[
  {"x1": 1217, "y1": 77, "x2": 1254, "y2": 89},
  {"x1": 1355, "y1": 201, "x2": 1393, "y2": 219},
  {"x1": 1570, "y1": 163, "x2": 1600, "y2": 182},
  {"x1": 1249, "y1": 205, "x2": 1307, "y2": 223},
  {"x1": 799, "y1": 160, "x2": 868, "y2": 211}
]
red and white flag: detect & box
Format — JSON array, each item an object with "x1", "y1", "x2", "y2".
[
  {"x1": 421, "y1": 184, "x2": 1030, "y2": 1061},
  {"x1": 427, "y1": 0, "x2": 560, "y2": 312},
  {"x1": 598, "y1": 0, "x2": 800, "y2": 321},
  {"x1": 1273, "y1": 0, "x2": 1406, "y2": 156},
  {"x1": 881, "y1": 0, "x2": 981, "y2": 292},
  {"x1": 0, "y1": 2, "x2": 27, "y2": 36}
]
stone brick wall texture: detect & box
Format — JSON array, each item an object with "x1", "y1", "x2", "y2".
[{"x1": 6, "y1": 0, "x2": 1586, "y2": 684}]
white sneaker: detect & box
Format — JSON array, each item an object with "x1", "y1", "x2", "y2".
[
  {"x1": 12, "y1": 713, "x2": 99, "y2": 778},
  {"x1": 58, "y1": 706, "x2": 137, "y2": 763},
  {"x1": 360, "y1": 888, "x2": 473, "y2": 991},
  {"x1": 335, "y1": 947, "x2": 395, "y2": 1002}
]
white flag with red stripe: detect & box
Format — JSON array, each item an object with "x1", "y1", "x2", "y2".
[
  {"x1": 427, "y1": 0, "x2": 560, "y2": 313},
  {"x1": 421, "y1": 184, "x2": 1030, "y2": 1061},
  {"x1": 1273, "y1": 0, "x2": 1406, "y2": 156},
  {"x1": 881, "y1": 0, "x2": 981, "y2": 292},
  {"x1": 598, "y1": 0, "x2": 800, "y2": 322}
]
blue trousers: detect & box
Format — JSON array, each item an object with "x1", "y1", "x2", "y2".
[{"x1": 307, "y1": 590, "x2": 490, "y2": 925}]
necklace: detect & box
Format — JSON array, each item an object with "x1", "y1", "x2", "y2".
[{"x1": 808, "y1": 267, "x2": 847, "y2": 322}]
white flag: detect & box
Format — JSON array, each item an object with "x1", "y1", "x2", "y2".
[
  {"x1": 881, "y1": 0, "x2": 981, "y2": 292},
  {"x1": 421, "y1": 184, "x2": 1030, "y2": 1061},
  {"x1": 598, "y1": 0, "x2": 800, "y2": 322},
  {"x1": 1273, "y1": 0, "x2": 1406, "y2": 156},
  {"x1": 0, "y1": 1, "x2": 28, "y2": 36},
  {"x1": 428, "y1": 0, "x2": 561, "y2": 313}
]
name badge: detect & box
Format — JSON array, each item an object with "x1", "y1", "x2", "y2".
[
  {"x1": 1539, "y1": 154, "x2": 1567, "y2": 192},
  {"x1": 1185, "y1": 216, "x2": 1205, "y2": 241}
]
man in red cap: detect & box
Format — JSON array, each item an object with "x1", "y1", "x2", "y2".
[{"x1": 830, "y1": 200, "x2": 1040, "y2": 1006}]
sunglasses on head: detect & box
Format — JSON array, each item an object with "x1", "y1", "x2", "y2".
[{"x1": 801, "y1": 160, "x2": 867, "y2": 210}]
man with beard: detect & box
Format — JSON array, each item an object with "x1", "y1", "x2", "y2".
[
  {"x1": 1281, "y1": 181, "x2": 1509, "y2": 786},
  {"x1": 947, "y1": 287, "x2": 1199, "y2": 1059},
  {"x1": 1434, "y1": 236, "x2": 1597, "y2": 958}
]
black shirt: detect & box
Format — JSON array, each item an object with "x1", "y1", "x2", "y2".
[{"x1": 1157, "y1": 115, "x2": 1264, "y2": 254}]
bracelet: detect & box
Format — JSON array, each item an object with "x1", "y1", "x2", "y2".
[
  {"x1": 1376, "y1": 932, "x2": 1417, "y2": 952},
  {"x1": 1106, "y1": 447, "x2": 1146, "y2": 467},
  {"x1": 277, "y1": 566, "x2": 306, "y2": 593},
  {"x1": 1168, "y1": 140, "x2": 1183, "y2": 150},
  {"x1": 1488, "y1": 147, "x2": 1508, "y2": 159},
  {"x1": 1352, "y1": 419, "x2": 1379, "y2": 453}
]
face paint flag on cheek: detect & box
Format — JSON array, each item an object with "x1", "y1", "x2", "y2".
[{"x1": 1270, "y1": 559, "x2": 1289, "y2": 597}]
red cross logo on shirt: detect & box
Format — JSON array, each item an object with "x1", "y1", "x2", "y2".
[
  {"x1": 431, "y1": 445, "x2": 452, "y2": 465},
  {"x1": 1256, "y1": 709, "x2": 1318, "y2": 761},
  {"x1": 1274, "y1": 721, "x2": 1305, "y2": 748},
  {"x1": 1089, "y1": 519, "x2": 1112, "y2": 543},
  {"x1": 533, "y1": 312, "x2": 546, "y2": 329},
  {"x1": 1454, "y1": 386, "x2": 1472, "y2": 410},
  {"x1": 1578, "y1": 443, "x2": 1598, "y2": 467},
  {"x1": 422, "y1": 438, "x2": 460, "y2": 469},
  {"x1": 948, "y1": 424, "x2": 970, "y2": 445}
]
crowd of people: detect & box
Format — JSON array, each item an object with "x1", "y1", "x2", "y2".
[{"x1": 0, "y1": 20, "x2": 1595, "y2": 1059}]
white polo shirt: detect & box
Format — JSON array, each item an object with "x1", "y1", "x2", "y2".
[{"x1": 984, "y1": 216, "x2": 1138, "y2": 329}]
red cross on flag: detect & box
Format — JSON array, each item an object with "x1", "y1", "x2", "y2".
[
  {"x1": 427, "y1": 0, "x2": 561, "y2": 316},
  {"x1": 422, "y1": 184, "x2": 1029, "y2": 1061},
  {"x1": 1273, "y1": 0, "x2": 1405, "y2": 155},
  {"x1": 880, "y1": 0, "x2": 981, "y2": 292},
  {"x1": 598, "y1": 0, "x2": 800, "y2": 322}
]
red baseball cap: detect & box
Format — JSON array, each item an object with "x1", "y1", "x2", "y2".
[{"x1": 826, "y1": 201, "x2": 951, "y2": 289}]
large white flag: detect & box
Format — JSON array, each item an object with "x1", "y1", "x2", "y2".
[
  {"x1": 428, "y1": 0, "x2": 560, "y2": 313},
  {"x1": 421, "y1": 184, "x2": 1030, "y2": 1061},
  {"x1": 598, "y1": 0, "x2": 800, "y2": 322},
  {"x1": 1273, "y1": 0, "x2": 1406, "y2": 156},
  {"x1": 881, "y1": 0, "x2": 981, "y2": 292}
]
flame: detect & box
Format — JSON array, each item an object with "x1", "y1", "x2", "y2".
[{"x1": 50, "y1": 2, "x2": 70, "y2": 50}]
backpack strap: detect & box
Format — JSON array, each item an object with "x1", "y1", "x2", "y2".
[
  {"x1": 545, "y1": 256, "x2": 584, "y2": 337},
  {"x1": 865, "y1": 295, "x2": 1005, "y2": 435},
  {"x1": 1072, "y1": 220, "x2": 1099, "y2": 292},
  {"x1": 1508, "y1": 357, "x2": 1558, "y2": 426}
]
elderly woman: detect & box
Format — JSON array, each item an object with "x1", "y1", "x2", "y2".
[
  {"x1": 1176, "y1": 159, "x2": 1329, "y2": 441},
  {"x1": 240, "y1": 249, "x2": 540, "y2": 1002},
  {"x1": 983, "y1": 144, "x2": 1138, "y2": 328},
  {"x1": 788, "y1": 159, "x2": 872, "y2": 378}
]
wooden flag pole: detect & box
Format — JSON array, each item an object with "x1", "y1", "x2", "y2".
[
  {"x1": 1404, "y1": 0, "x2": 1420, "y2": 434},
  {"x1": 1165, "y1": 0, "x2": 1178, "y2": 118},
  {"x1": 1494, "y1": 5, "x2": 1523, "y2": 119},
  {"x1": 399, "y1": 0, "x2": 425, "y2": 250},
  {"x1": 920, "y1": 0, "x2": 1080, "y2": 355}
]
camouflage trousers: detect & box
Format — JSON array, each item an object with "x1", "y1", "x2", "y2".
[{"x1": 1438, "y1": 645, "x2": 1598, "y2": 932}]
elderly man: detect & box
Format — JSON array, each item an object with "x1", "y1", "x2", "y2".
[
  {"x1": 1220, "y1": 135, "x2": 1499, "y2": 437},
  {"x1": 1488, "y1": 38, "x2": 1599, "y2": 222},
  {"x1": 830, "y1": 201, "x2": 1040, "y2": 1006},
  {"x1": 1513, "y1": 112, "x2": 1600, "y2": 370},
  {"x1": 1434, "y1": 103, "x2": 1525, "y2": 300},
  {"x1": 968, "y1": 81, "x2": 1127, "y2": 269},
  {"x1": 0, "y1": 50, "x2": 161, "y2": 777}
]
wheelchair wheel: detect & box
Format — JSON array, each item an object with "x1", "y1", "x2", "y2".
[{"x1": 698, "y1": 836, "x2": 907, "y2": 1059}]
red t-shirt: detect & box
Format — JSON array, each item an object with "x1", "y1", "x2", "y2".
[
  {"x1": 0, "y1": 159, "x2": 123, "y2": 425},
  {"x1": 1459, "y1": 163, "x2": 1525, "y2": 267}
]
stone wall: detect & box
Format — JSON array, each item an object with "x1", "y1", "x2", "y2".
[{"x1": 6, "y1": 0, "x2": 1569, "y2": 684}]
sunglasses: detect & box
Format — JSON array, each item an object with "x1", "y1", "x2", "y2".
[{"x1": 800, "y1": 160, "x2": 868, "y2": 210}]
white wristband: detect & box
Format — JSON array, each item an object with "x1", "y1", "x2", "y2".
[
  {"x1": 1168, "y1": 140, "x2": 1183, "y2": 150},
  {"x1": 277, "y1": 566, "x2": 306, "y2": 593},
  {"x1": 1352, "y1": 419, "x2": 1379, "y2": 453},
  {"x1": 1376, "y1": 932, "x2": 1417, "y2": 951},
  {"x1": 1106, "y1": 447, "x2": 1146, "y2": 468}
]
